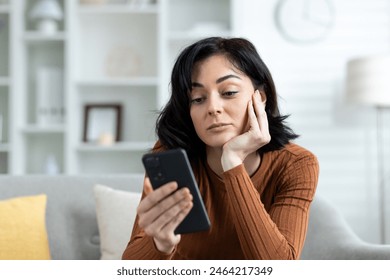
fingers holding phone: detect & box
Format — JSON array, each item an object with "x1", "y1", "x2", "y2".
[
  {"x1": 137, "y1": 177, "x2": 193, "y2": 253},
  {"x1": 140, "y1": 149, "x2": 211, "y2": 252},
  {"x1": 142, "y1": 149, "x2": 210, "y2": 234}
]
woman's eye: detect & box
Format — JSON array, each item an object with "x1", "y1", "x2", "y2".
[
  {"x1": 223, "y1": 91, "x2": 238, "y2": 97},
  {"x1": 191, "y1": 97, "x2": 204, "y2": 104}
]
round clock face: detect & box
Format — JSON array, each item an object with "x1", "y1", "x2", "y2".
[{"x1": 274, "y1": 0, "x2": 335, "y2": 44}]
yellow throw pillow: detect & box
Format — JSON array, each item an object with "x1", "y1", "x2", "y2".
[{"x1": 0, "y1": 194, "x2": 51, "y2": 260}]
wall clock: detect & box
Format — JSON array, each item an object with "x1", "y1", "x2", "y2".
[{"x1": 274, "y1": 0, "x2": 335, "y2": 44}]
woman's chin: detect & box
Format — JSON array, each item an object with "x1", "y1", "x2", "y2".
[{"x1": 203, "y1": 134, "x2": 236, "y2": 148}]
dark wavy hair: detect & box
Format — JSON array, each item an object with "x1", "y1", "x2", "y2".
[{"x1": 155, "y1": 37, "x2": 298, "y2": 161}]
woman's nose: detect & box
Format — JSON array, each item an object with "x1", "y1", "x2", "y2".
[{"x1": 207, "y1": 95, "x2": 223, "y2": 115}]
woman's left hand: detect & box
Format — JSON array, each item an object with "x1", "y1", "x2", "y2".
[{"x1": 221, "y1": 90, "x2": 271, "y2": 171}]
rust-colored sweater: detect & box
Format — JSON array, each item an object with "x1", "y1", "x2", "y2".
[{"x1": 122, "y1": 143, "x2": 319, "y2": 260}]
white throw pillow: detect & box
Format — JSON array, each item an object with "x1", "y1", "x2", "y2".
[{"x1": 94, "y1": 184, "x2": 141, "y2": 260}]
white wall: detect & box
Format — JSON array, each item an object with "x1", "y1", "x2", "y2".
[{"x1": 234, "y1": 0, "x2": 390, "y2": 243}]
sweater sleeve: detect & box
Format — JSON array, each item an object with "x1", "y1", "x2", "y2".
[
  {"x1": 122, "y1": 141, "x2": 175, "y2": 260},
  {"x1": 121, "y1": 213, "x2": 175, "y2": 260},
  {"x1": 121, "y1": 191, "x2": 176, "y2": 260},
  {"x1": 222, "y1": 151, "x2": 319, "y2": 260}
]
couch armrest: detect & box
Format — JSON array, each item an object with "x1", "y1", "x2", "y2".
[{"x1": 301, "y1": 196, "x2": 390, "y2": 259}]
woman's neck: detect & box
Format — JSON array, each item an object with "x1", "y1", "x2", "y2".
[{"x1": 206, "y1": 147, "x2": 261, "y2": 177}]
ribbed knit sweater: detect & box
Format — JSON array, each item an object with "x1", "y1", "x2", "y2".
[{"x1": 122, "y1": 143, "x2": 319, "y2": 260}]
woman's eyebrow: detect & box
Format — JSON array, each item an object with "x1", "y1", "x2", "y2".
[
  {"x1": 216, "y1": 74, "x2": 241, "y2": 84},
  {"x1": 192, "y1": 74, "x2": 242, "y2": 88}
]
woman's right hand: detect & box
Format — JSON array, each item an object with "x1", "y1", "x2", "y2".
[{"x1": 137, "y1": 177, "x2": 193, "y2": 254}]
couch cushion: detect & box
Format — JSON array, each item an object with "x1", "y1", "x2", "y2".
[
  {"x1": 0, "y1": 174, "x2": 144, "y2": 260},
  {"x1": 94, "y1": 184, "x2": 141, "y2": 259},
  {"x1": 0, "y1": 194, "x2": 51, "y2": 260}
]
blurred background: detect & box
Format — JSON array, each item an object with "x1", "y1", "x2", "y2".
[{"x1": 0, "y1": 0, "x2": 389, "y2": 245}]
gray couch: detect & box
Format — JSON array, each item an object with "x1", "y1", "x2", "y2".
[
  {"x1": 0, "y1": 175, "x2": 143, "y2": 260},
  {"x1": 1, "y1": 174, "x2": 390, "y2": 260}
]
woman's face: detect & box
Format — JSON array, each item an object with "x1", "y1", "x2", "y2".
[{"x1": 190, "y1": 54, "x2": 255, "y2": 149}]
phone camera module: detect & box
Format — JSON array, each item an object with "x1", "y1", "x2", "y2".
[
  {"x1": 145, "y1": 156, "x2": 160, "y2": 168},
  {"x1": 154, "y1": 171, "x2": 164, "y2": 181}
]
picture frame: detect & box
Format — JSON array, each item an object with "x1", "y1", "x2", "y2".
[{"x1": 83, "y1": 104, "x2": 122, "y2": 144}]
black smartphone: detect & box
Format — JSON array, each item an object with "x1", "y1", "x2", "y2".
[{"x1": 142, "y1": 148, "x2": 211, "y2": 234}]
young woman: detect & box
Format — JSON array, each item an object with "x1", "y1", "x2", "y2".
[{"x1": 122, "y1": 37, "x2": 319, "y2": 260}]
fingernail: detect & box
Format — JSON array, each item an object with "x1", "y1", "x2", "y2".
[
  {"x1": 170, "y1": 183, "x2": 178, "y2": 191},
  {"x1": 181, "y1": 188, "x2": 189, "y2": 195}
]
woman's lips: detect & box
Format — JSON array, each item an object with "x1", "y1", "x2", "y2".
[{"x1": 207, "y1": 123, "x2": 231, "y2": 130}]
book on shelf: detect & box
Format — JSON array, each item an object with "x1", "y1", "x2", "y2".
[{"x1": 36, "y1": 67, "x2": 64, "y2": 126}]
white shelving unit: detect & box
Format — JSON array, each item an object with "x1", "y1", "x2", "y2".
[
  {"x1": 67, "y1": 0, "x2": 160, "y2": 174},
  {"x1": 2, "y1": 0, "x2": 235, "y2": 175},
  {"x1": 5, "y1": 0, "x2": 67, "y2": 175},
  {"x1": 0, "y1": 0, "x2": 11, "y2": 174}
]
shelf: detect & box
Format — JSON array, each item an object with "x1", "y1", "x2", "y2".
[
  {"x1": 0, "y1": 77, "x2": 9, "y2": 86},
  {"x1": 77, "y1": 141, "x2": 154, "y2": 152},
  {"x1": 2, "y1": 0, "x2": 233, "y2": 175},
  {"x1": 22, "y1": 125, "x2": 66, "y2": 134},
  {"x1": 78, "y1": 3, "x2": 159, "y2": 14},
  {"x1": 0, "y1": 143, "x2": 9, "y2": 152},
  {"x1": 23, "y1": 32, "x2": 67, "y2": 42},
  {"x1": 76, "y1": 77, "x2": 159, "y2": 87}
]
